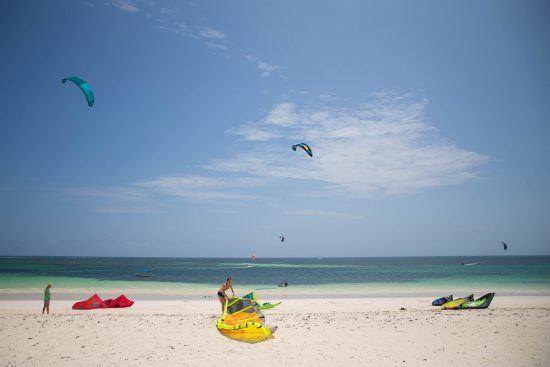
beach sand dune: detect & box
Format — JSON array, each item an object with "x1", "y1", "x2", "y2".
[{"x1": 1, "y1": 297, "x2": 549, "y2": 366}]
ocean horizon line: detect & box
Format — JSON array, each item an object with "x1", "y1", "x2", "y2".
[{"x1": 1, "y1": 254, "x2": 549, "y2": 259}]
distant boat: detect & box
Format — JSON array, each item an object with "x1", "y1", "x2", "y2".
[{"x1": 136, "y1": 267, "x2": 153, "y2": 278}]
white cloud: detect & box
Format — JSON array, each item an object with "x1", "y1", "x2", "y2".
[
  {"x1": 265, "y1": 102, "x2": 297, "y2": 126},
  {"x1": 228, "y1": 102, "x2": 297, "y2": 140},
  {"x1": 245, "y1": 55, "x2": 282, "y2": 77},
  {"x1": 110, "y1": 0, "x2": 139, "y2": 12},
  {"x1": 157, "y1": 22, "x2": 228, "y2": 50},
  {"x1": 160, "y1": 7, "x2": 178, "y2": 15},
  {"x1": 204, "y1": 42, "x2": 228, "y2": 51},
  {"x1": 287, "y1": 209, "x2": 365, "y2": 220},
  {"x1": 212, "y1": 209, "x2": 239, "y2": 214},
  {"x1": 228, "y1": 123, "x2": 282, "y2": 141},
  {"x1": 319, "y1": 93, "x2": 339, "y2": 101},
  {"x1": 133, "y1": 175, "x2": 261, "y2": 201},
  {"x1": 70, "y1": 175, "x2": 262, "y2": 213},
  {"x1": 199, "y1": 26, "x2": 226, "y2": 39},
  {"x1": 69, "y1": 187, "x2": 148, "y2": 201},
  {"x1": 68, "y1": 187, "x2": 161, "y2": 214},
  {"x1": 70, "y1": 92, "x2": 487, "y2": 212},
  {"x1": 212, "y1": 92, "x2": 488, "y2": 197}
]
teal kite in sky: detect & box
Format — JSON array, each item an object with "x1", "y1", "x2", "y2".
[
  {"x1": 62, "y1": 77, "x2": 94, "y2": 107},
  {"x1": 292, "y1": 143, "x2": 312, "y2": 157}
]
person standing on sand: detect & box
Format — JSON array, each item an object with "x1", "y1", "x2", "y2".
[
  {"x1": 42, "y1": 284, "x2": 51, "y2": 315},
  {"x1": 217, "y1": 277, "x2": 235, "y2": 311}
]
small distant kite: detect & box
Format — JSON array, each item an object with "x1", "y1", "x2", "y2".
[
  {"x1": 279, "y1": 234, "x2": 285, "y2": 243},
  {"x1": 62, "y1": 76, "x2": 94, "y2": 107},
  {"x1": 292, "y1": 143, "x2": 312, "y2": 157},
  {"x1": 501, "y1": 241, "x2": 508, "y2": 251}
]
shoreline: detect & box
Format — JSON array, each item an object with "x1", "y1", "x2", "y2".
[{"x1": 2, "y1": 289, "x2": 550, "y2": 301}]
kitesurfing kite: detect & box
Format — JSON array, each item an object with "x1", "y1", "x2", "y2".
[
  {"x1": 279, "y1": 234, "x2": 285, "y2": 242},
  {"x1": 292, "y1": 143, "x2": 312, "y2": 157},
  {"x1": 501, "y1": 241, "x2": 508, "y2": 251},
  {"x1": 62, "y1": 76, "x2": 94, "y2": 107},
  {"x1": 217, "y1": 294, "x2": 277, "y2": 343}
]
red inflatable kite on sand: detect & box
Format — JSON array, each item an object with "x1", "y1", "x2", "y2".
[
  {"x1": 104, "y1": 295, "x2": 134, "y2": 308},
  {"x1": 72, "y1": 294, "x2": 134, "y2": 310}
]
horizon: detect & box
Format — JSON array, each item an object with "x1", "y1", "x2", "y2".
[
  {"x1": 1, "y1": 1, "x2": 549, "y2": 257},
  {"x1": 1, "y1": 254, "x2": 548, "y2": 259}
]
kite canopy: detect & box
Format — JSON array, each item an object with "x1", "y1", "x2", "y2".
[
  {"x1": 104, "y1": 295, "x2": 134, "y2": 308},
  {"x1": 441, "y1": 294, "x2": 474, "y2": 310},
  {"x1": 431, "y1": 295, "x2": 453, "y2": 307},
  {"x1": 292, "y1": 143, "x2": 312, "y2": 157},
  {"x1": 217, "y1": 296, "x2": 277, "y2": 343},
  {"x1": 243, "y1": 291, "x2": 281, "y2": 311},
  {"x1": 72, "y1": 293, "x2": 134, "y2": 310},
  {"x1": 72, "y1": 293, "x2": 106, "y2": 310},
  {"x1": 460, "y1": 293, "x2": 495, "y2": 309},
  {"x1": 62, "y1": 76, "x2": 95, "y2": 107},
  {"x1": 501, "y1": 241, "x2": 508, "y2": 251}
]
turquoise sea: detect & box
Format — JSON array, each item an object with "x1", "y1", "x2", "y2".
[{"x1": 1, "y1": 256, "x2": 549, "y2": 294}]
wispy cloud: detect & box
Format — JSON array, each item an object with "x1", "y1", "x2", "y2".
[
  {"x1": 69, "y1": 187, "x2": 149, "y2": 201},
  {"x1": 287, "y1": 209, "x2": 365, "y2": 220},
  {"x1": 68, "y1": 186, "x2": 161, "y2": 213},
  {"x1": 160, "y1": 7, "x2": 178, "y2": 16},
  {"x1": 228, "y1": 102, "x2": 297, "y2": 140},
  {"x1": 103, "y1": 2, "x2": 289, "y2": 78},
  {"x1": 158, "y1": 22, "x2": 229, "y2": 50},
  {"x1": 110, "y1": 0, "x2": 139, "y2": 13},
  {"x1": 245, "y1": 55, "x2": 282, "y2": 77},
  {"x1": 228, "y1": 123, "x2": 282, "y2": 141},
  {"x1": 204, "y1": 41, "x2": 228, "y2": 51},
  {"x1": 71, "y1": 175, "x2": 261, "y2": 213},
  {"x1": 70, "y1": 92, "x2": 488, "y2": 213},
  {"x1": 133, "y1": 175, "x2": 261, "y2": 200},
  {"x1": 265, "y1": 102, "x2": 297, "y2": 126},
  {"x1": 105, "y1": 1, "x2": 230, "y2": 51},
  {"x1": 211, "y1": 92, "x2": 488, "y2": 197},
  {"x1": 318, "y1": 93, "x2": 339, "y2": 102},
  {"x1": 199, "y1": 26, "x2": 226, "y2": 39}
]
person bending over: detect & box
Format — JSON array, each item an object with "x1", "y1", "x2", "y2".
[{"x1": 217, "y1": 277, "x2": 235, "y2": 311}]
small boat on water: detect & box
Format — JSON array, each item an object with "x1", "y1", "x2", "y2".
[{"x1": 135, "y1": 268, "x2": 153, "y2": 278}]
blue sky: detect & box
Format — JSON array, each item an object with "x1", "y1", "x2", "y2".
[{"x1": 0, "y1": 0, "x2": 549, "y2": 257}]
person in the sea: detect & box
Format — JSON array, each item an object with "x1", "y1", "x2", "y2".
[
  {"x1": 217, "y1": 277, "x2": 235, "y2": 311},
  {"x1": 42, "y1": 283, "x2": 52, "y2": 315}
]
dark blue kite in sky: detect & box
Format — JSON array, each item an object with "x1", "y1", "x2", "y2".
[{"x1": 292, "y1": 143, "x2": 312, "y2": 157}]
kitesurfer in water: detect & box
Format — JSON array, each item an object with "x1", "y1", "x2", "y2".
[{"x1": 217, "y1": 277, "x2": 235, "y2": 311}]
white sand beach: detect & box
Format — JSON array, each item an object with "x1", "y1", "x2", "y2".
[{"x1": 1, "y1": 294, "x2": 549, "y2": 366}]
